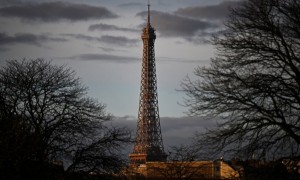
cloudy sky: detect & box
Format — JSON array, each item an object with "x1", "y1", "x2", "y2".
[{"x1": 0, "y1": 0, "x2": 244, "y2": 148}]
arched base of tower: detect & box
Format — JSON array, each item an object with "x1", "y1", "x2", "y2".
[
  {"x1": 129, "y1": 153, "x2": 167, "y2": 165},
  {"x1": 129, "y1": 153, "x2": 147, "y2": 165}
]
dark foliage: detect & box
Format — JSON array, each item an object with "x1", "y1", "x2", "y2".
[{"x1": 0, "y1": 59, "x2": 132, "y2": 179}]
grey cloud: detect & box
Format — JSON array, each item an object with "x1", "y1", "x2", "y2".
[
  {"x1": 0, "y1": 32, "x2": 67, "y2": 47},
  {"x1": 0, "y1": 1, "x2": 118, "y2": 22},
  {"x1": 98, "y1": 47, "x2": 117, "y2": 52},
  {"x1": 0, "y1": 47, "x2": 7, "y2": 51},
  {"x1": 63, "y1": 33, "x2": 139, "y2": 47},
  {"x1": 185, "y1": 33, "x2": 212, "y2": 45},
  {"x1": 176, "y1": 1, "x2": 244, "y2": 20},
  {"x1": 136, "y1": 10, "x2": 217, "y2": 38},
  {"x1": 89, "y1": 23, "x2": 139, "y2": 32},
  {"x1": 0, "y1": 0, "x2": 21, "y2": 6},
  {"x1": 110, "y1": 116, "x2": 217, "y2": 149},
  {"x1": 63, "y1": 33, "x2": 96, "y2": 41},
  {"x1": 158, "y1": 57, "x2": 210, "y2": 64},
  {"x1": 69, "y1": 53, "x2": 139, "y2": 63},
  {"x1": 118, "y1": 2, "x2": 144, "y2": 7},
  {"x1": 101, "y1": 35, "x2": 139, "y2": 46}
]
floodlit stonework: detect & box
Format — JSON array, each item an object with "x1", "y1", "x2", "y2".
[{"x1": 125, "y1": 160, "x2": 240, "y2": 179}]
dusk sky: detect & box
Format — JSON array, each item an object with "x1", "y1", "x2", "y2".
[{"x1": 0, "y1": 0, "x2": 243, "y2": 147}]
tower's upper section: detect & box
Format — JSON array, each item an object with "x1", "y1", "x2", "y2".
[{"x1": 142, "y1": 1, "x2": 156, "y2": 40}]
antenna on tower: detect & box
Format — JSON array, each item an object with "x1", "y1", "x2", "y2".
[{"x1": 147, "y1": 0, "x2": 150, "y2": 25}]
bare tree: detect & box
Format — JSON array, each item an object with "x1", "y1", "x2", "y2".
[
  {"x1": 182, "y1": 0, "x2": 300, "y2": 159},
  {"x1": 0, "y1": 59, "x2": 132, "y2": 178},
  {"x1": 66, "y1": 126, "x2": 132, "y2": 173}
]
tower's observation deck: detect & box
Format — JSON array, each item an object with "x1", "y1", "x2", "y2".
[{"x1": 129, "y1": 2, "x2": 167, "y2": 165}]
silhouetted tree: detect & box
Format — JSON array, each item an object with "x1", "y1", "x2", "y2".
[
  {"x1": 0, "y1": 59, "x2": 132, "y2": 179},
  {"x1": 66, "y1": 126, "x2": 132, "y2": 173},
  {"x1": 182, "y1": 0, "x2": 300, "y2": 159},
  {"x1": 0, "y1": 106, "x2": 39, "y2": 179}
]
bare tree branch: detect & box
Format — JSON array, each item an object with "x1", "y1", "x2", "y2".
[{"x1": 182, "y1": 0, "x2": 300, "y2": 160}]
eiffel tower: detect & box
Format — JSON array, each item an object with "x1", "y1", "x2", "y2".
[{"x1": 129, "y1": 1, "x2": 167, "y2": 165}]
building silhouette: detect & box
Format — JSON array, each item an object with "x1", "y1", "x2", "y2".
[{"x1": 129, "y1": 1, "x2": 167, "y2": 165}]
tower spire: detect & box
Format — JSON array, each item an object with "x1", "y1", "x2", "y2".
[{"x1": 147, "y1": 0, "x2": 150, "y2": 25}]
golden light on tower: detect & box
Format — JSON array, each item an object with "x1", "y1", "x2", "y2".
[{"x1": 129, "y1": 0, "x2": 167, "y2": 165}]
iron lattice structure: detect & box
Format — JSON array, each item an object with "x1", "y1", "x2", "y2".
[{"x1": 129, "y1": 3, "x2": 167, "y2": 165}]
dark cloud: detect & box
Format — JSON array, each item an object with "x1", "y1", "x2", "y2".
[
  {"x1": 62, "y1": 33, "x2": 139, "y2": 47},
  {"x1": 100, "y1": 35, "x2": 139, "y2": 46},
  {"x1": 0, "y1": 0, "x2": 21, "y2": 6},
  {"x1": 110, "y1": 116, "x2": 217, "y2": 150},
  {"x1": 158, "y1": 56, "x2": 210, "y2": 64},
  {"x1": 161, "y1": 117, "x2": 216, "y2": 148},
  {"x1": 185, "y1": 31, "x2": 213, "y2": 45},
  {"x1": 69, "y1": 53, "x2": 139, "y2": 63},
  {"x1": 136, "y1": 10, "x2": 217, "y2": 39},
  {"x1": 88, "y1": 23, "x2": 139, "y2": 32},
  {"x1": 118, "y1": 2, "x2": 144, "y2": 7},
  {"x1": 0, "y1": 47, "x2": 7, "y2": 52},
  {"x1": 176, "y1": 1, "x2": 244, "y2": 20},
  {"x1": 98, "y1": 47, "x2": 117, "y2": 52},
  {"x1": 0, "y1": 32, "x2": 67, "y2": 47},
  {"x1": 62, "y1": 33, "x2": 97, "y2": 41},
  {"x1": 0, "y1": 1, "x2": 118, "y2": 22}
]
